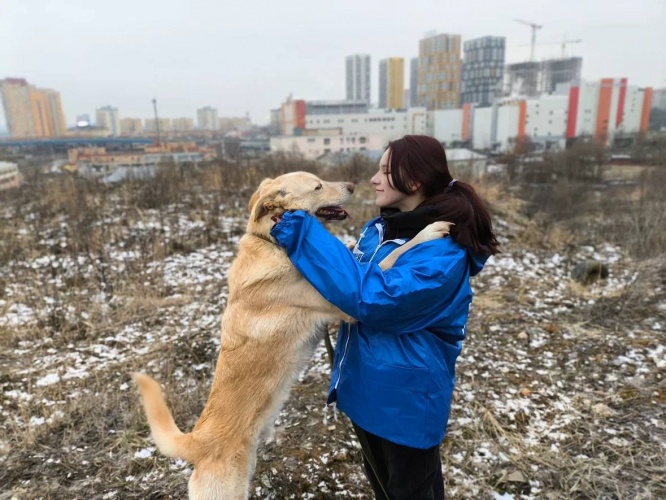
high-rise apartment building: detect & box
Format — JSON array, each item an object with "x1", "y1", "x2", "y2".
[
  {"x1": 649, "y1": 88, "x2": 665, "y2": 131},
  {"x1": 120, "y1": 118, "x2": 143, "y2": 136},
  {"x1": 280, "y1": 95, "x2": 306, "y2": 136},
  {"x1": 346, "y1": 54, "x2": 371, "y2": 105},
  {"x1": 1, "y1": 78, "x2": 67, "y2": 138},
  {"x1": 45, "y1": 90, "x2": 67, "y2": 136},
  {"x1": 96, "y1": 106, "x2": 120, "y2": 136},
  {"x1": 29, "y1": 89, "x2": 52, "y2": 137},
  {"x1": 218, "y1": 116, "x2": 252, "y2": 134},
  {"x1": 197, "y1": 106, "x2": 219, "y2": 130},
  {"x1": 379, "y1": 58, "x2": 405, "y2": 110},
  {"x1": 144, "y1": 118, "x2": 171, "y2": 134},
  {"x1": 269, "y1": 108, "x2": 281, "y2": 135},
  {"x1": 505, "y1": 57, "x2": 583, "y2": 97},
  {"x1": 0, "y1": 79, "x2": 33, "y2": 137},
  {"x1": 460, "y1": 36, "x2": 505, "y2": 106},
  {"x1": 172, "y1": 117, "x2": 194, "y2": 132},
  {"x1": 542, "y1": 58, "x2": 583, "y2": 96},
  {"x1": 653, "y1": 88, "x2": 666, "y2": 110},
  {"x1": 409, "y1": 58, "x2": 419, "y2": 107},
  {"x1": 417, "y1": 33, "x2": 462, "y2": 110}
]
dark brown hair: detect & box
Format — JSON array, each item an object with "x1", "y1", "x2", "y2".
[{"x1": 386, "y1": 135, "x2": 500, "y2": 256}]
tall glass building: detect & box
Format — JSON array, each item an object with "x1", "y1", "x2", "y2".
[{"x1": 460, "y1": 36, "x2": 506, "y2": 106}]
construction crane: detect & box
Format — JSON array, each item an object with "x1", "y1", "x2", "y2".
[
  {"x1": 556, "y1": 39, "x2": 582, "y2": 58},
  {"x1": 516, "y1": 39, "x2": 582, "y2": 59},
  {"x1": 514, "y1": 18, "x2": 543, "y2": 62}
]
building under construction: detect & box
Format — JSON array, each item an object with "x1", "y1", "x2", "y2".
[{"x1": 504, "y1": 56, "x2": 582, "y2": 97}]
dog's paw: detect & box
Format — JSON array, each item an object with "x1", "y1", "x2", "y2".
[
  {"x1": 413, "y1": 221, "x2": 453, "y2": 243},
  {"x1": 346, "y1": 240, "x2": 357, "y2": 251}
]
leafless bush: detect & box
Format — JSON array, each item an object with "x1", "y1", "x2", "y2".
[
  {"x1": 521, "y1": 178, "x2": 593, "y2": 224},
  {"x1": 545, "y1": 140, "x2": 606, "y2": 183},
  {"x1": 320, "y1": 153, "x2": 377, "y2": 184},
  {"x1": 598, "y1": 166, "x2": 666, "y2": 258},
  {"x1": 518, "y1": 136, "x2": 666, "y2": 258}
]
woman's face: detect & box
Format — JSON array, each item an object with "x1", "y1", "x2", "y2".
[{"x1": 370, "y1": 149, "x2": 423, "y2": 211}]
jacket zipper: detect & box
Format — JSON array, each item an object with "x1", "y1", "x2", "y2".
[
  {"x1": 332, "y1": 223, "x2": 404, "y2": 394},
  {"x1": 331, "y1": 226, "x2": 374, "y2": 393},
  {"x1": 333, "y1": 322, "x2": 351, "y2": 391},
  {"x1": 368, "y1": 223, "x2": 406, "y2": 263}
]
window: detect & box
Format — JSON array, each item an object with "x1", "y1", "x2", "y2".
[{"x1": 323, "y1": 138, "x2": 330, "y2": 145}]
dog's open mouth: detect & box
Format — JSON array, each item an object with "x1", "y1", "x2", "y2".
[{"x1": 315, "y1": 206, "x2": 349, "y2": 221}]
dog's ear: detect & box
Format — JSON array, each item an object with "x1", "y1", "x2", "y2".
[
  {"x1": 253, "y1": 192, "x2": 285, "y2": 221},
  {"x1": 248, "y1": 178, "x2": 274, "y2": 213}
]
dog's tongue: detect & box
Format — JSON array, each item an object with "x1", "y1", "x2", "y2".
[{"x1": 315, "y1": 206, "x2": 349, "y2": 221}]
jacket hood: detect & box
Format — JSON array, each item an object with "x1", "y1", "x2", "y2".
[{"x1": 468, "y1": 248, "x2": 489, "y2": 277}]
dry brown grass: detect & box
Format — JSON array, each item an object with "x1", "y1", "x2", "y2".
[
  {"x1": 1, "y1": 155, "x2": 665, "y2": 499},
  {"x1": 519, "y1": 164, "x2": 666, "y2": 259}
]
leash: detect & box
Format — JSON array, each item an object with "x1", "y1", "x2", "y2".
[{"x1": 352, "y1": 423, "x2": 391, "y2": 500}]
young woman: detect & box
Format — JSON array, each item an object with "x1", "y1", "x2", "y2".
[{"x1": 270, "y1": 135, "x2": 500, "y2": 499}]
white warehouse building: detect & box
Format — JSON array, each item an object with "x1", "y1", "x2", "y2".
[
  {"x1": 304, "y1": 108, "x2": 428, "y2": 148},
  {"x1": 270, "y1": 131, "x2": 384, "y2": 160}
]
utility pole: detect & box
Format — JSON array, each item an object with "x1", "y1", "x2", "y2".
[
  {"x1": 514, "y1": 18, "x2": 543, "y2": 62},
  {"x1": 152, "y1": 98, "x2": 162, "y2": 145}
]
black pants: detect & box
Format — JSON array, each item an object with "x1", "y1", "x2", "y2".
[{"x1": 353, "y1": 422, "x2": 445, "y2": 500}]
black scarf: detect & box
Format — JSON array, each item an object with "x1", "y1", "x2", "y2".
[{"x1": 380, "y1": 206, "x2": 443, "y2": 240}]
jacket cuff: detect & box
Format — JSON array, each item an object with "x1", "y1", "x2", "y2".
[{"x1": 270, "y1": 210, "x2": 307, "y2": 251}]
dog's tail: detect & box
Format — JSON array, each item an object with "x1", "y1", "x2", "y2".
[{"x1": 132, "y1": 373, "x2": 201, "y2": 463}]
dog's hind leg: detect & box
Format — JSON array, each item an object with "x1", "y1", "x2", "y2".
[{"x1": 188, "y1": 459, "x2": 251, "y2": 500}]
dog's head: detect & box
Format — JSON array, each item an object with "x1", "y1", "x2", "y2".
[{"x1": 248, "y1": 172, "x2": 355, "y2": 233}]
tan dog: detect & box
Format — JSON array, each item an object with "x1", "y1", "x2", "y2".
[{"x1": 133, "y1": 171, "x2": 451, "y2": 499}]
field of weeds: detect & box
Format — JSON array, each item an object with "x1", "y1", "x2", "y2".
[{"x1": 1, "y1": 158, "x2": 665, "y2": 499}]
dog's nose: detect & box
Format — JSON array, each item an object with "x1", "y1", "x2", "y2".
[{"x1": 346, "y1": 183, "x2": 355, "y2": 194}]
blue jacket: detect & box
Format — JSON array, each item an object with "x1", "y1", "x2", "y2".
[{"x1": 271, "y1": 210, "x2": 488, "y2": 449}]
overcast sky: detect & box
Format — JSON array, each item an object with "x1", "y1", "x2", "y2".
[{"x1": 1, "y1": 0, "x2": 665, "y2": 127}]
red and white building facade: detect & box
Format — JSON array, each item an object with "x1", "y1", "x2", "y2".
[
  {"x1": 429, "y1": 77, "x2": 653, "y2": 151},
  {"x1": 272, "y1": 79, "x2": 653, "y2": 156}
]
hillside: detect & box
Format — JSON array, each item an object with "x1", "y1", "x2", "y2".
[{"x1": 1, "y1": 162, "x2": 664, "y2": 499}]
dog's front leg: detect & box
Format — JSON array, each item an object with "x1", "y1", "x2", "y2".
[
  {"x1": 379, "y1": 221, "x2": 453, "y2": 271},
  {"x1": 282, "y1": 280, "x2": 357, "y2": 323}
]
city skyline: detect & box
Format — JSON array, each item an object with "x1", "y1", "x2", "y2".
[{"x1": 1, "y1": 0, "x2": 664, "y2": 128}]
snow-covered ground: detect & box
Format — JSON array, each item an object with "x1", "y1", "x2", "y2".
[{"x1": 1, "y1": 185, "x2": 664, "y2": 499}]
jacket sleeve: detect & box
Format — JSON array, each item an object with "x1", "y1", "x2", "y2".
[{"x1": 270, "y1": 210, "x2": 468, "y2": 334}]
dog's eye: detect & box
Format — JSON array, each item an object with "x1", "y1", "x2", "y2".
[{"x1": 314, "y1": 184, "x2": 323, "y2": 191}]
